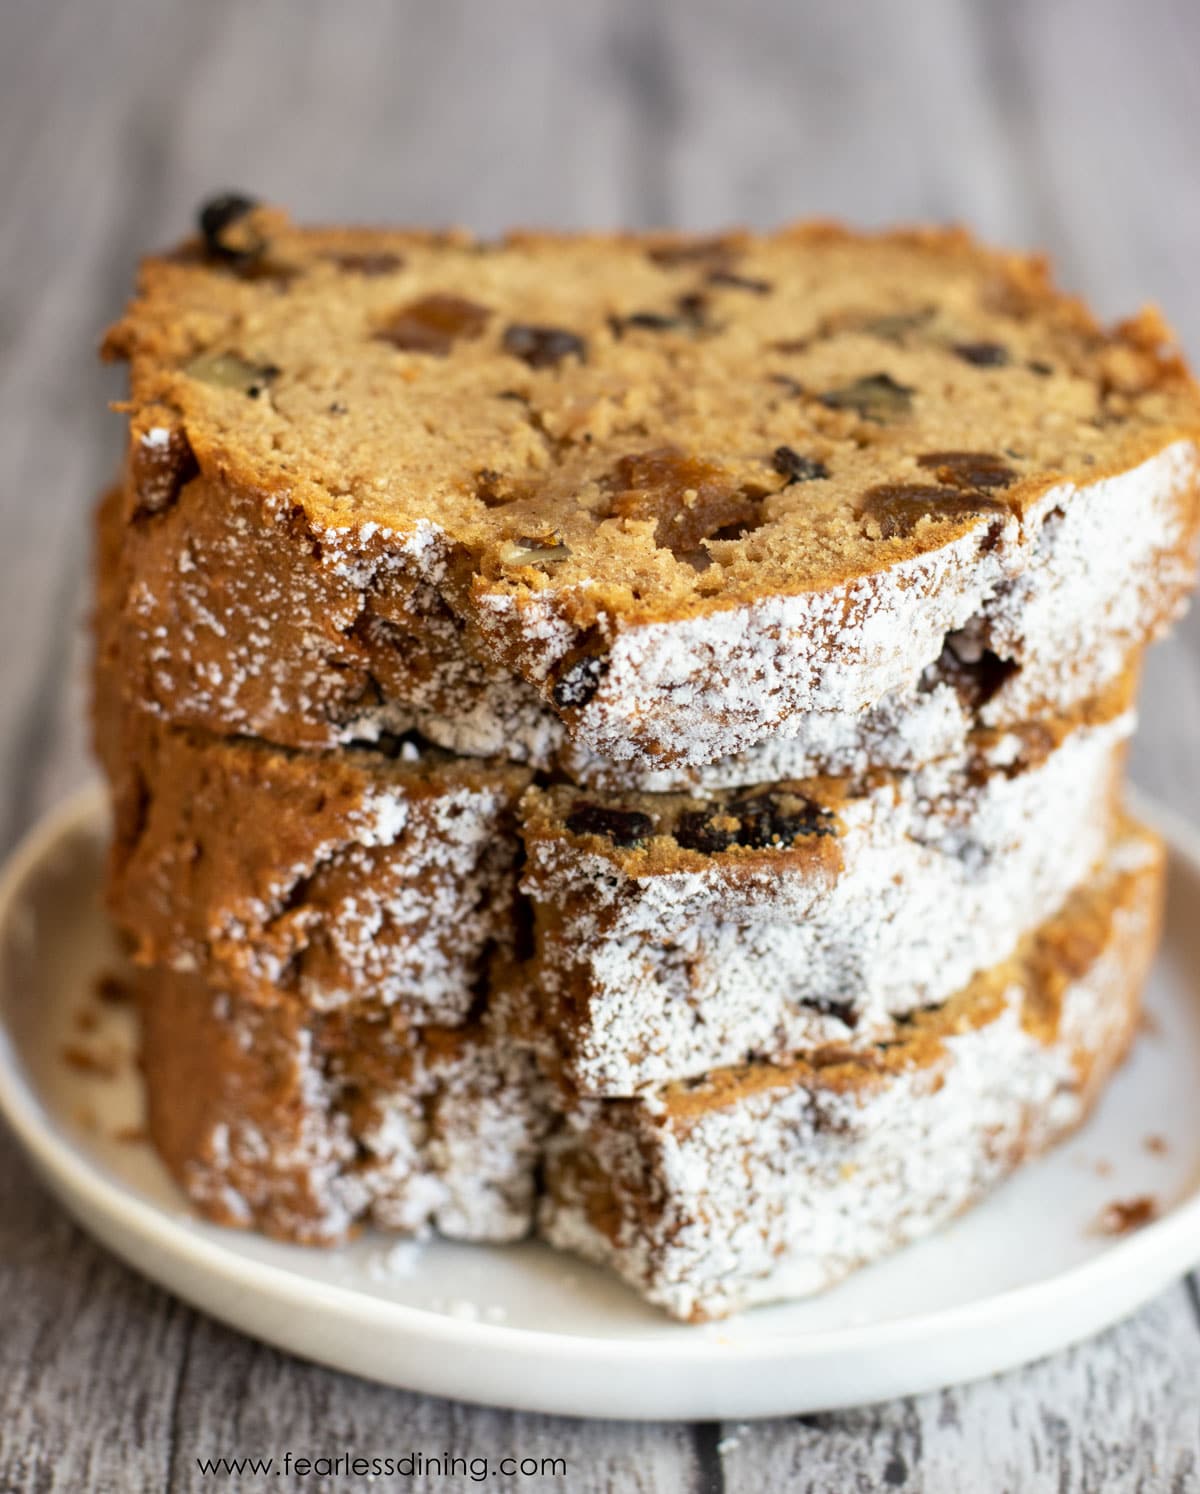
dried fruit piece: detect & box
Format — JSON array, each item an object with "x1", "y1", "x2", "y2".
[
  {"x1": 772, "y1": 446, "x2": 830, "y2": 485},
  {"x1": 860, "y1": 482, "x2": 1005, "y2": 540},
  {"x1": 565, "y1": 803, "x2": 654, "y2": 847},
  {"x1": 613, "y1": 311, "x2": 682, "y2": 334},
  {"x1": 375, "y1": 294, "x2": 492, "y2": 354},
  {"x1": 819, "y1": 372, "x2": 914, "y2": 421},
  {"x1": 551, "y1": 653, "x2": 609, "y2": 710},
  {"x1": 676, "y1": 793, "x2": 834, "y2": 852},
  {"x1": 726, "y1": 792, "x2": 836, "y2": 848},
  {"x1": 324, "y1": 250, "x2": 405, "y2": 276},
  {"x1": 707, "y1": 269, "x2": 772, "y2": 294},
  {"x1": 184, "y1": 352, "x2": 280, "y2": 398},
  {"x1": 197, "y1": 193, "x2": 263, "y2": 265},
  {"x1": 607, "y1": 448, "x2": 763, "y2": 554},
  {"x1": 917, "y1": 451, "x2": 1017, "y2": 490},
  {"x1": 502, "y1": 324, "x2": 588, "y2": 369},
  {"x1": 674, "y1": 809, "x2": 742, "y2": 854},
  {"x1": 131, "y1": 425, "x2": 199, "y2": 516},
  {"x1": 954, "y1": 341, "x2": 1010, "y2": 367},
  {"x1": 675, "y1": 293, "x2": 709, "y2": 326}
]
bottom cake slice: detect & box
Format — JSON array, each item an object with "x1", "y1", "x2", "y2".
[
  {"x1": 539, "y1": 821, "x2": 1164, "y2": 1321},
  {"x1": 138, "y1": 972, "x2": 550, "y2": 1245}
]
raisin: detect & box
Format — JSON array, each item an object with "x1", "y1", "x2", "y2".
[
  {"x1": 727, "y1": 792, "x2": 836, "y2": 848},
  {"x1": 677, "y1": 794, "x2": 834, "y2": 852},
  {"x1": 565, "y1": 803, "x2": 654, "y2": 847},
  {"x1": 197, "y1": 192, "x2": 263, "y2": 265},
  {"x1": 707, "y1": 269, "x2": 772, "y2": 294},
  {"x1": 772, "y1": 446, "x2": 830, "y2": 485},
  {"x1": 675, "y1": 293, "x2": 709, "y2": 326},
  {"x1": 675, "y1": 810, "x2": 741, "y2": 854},
  {"x1": 860, "y1": 482, "x2": 1005, "y2": 540},
  {"x1": 607, "y1": 448, "x2": 762, "y2": 554},
  {"x1": 502, "y1": 324, "x2": 587, "y2": 369},
  {"x1": 131, "y1": 426, "x2": 198, "y2": 517},
  {"x1": 613, "y1": 311, "x2": 681, "y2": 334},
  {"x1": 374, "y1": 294, "x2": 492, "y2": 354},
  {"x1": 953, "y1": 341, "x2": 1010, "y2": 367},
  {"x1": 325, "y1": 250, "x2": 405, "y2": 276},
  {"x1": 551, "y1": 653, "x2": 609, "y2": 710},
  {"x1": 916, "y1": 450, "x2": 1017, "y2": 490},
  {"x1": 819, "y1": 372, "x2": 914, "y2": 421},
  {"x1": 184, "y1": 352, "x2": 280, "y2": 397}
]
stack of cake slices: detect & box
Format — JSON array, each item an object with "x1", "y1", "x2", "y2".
[{"x1": 92, "y1": 200, "x2": 1200, "y2": 1320}]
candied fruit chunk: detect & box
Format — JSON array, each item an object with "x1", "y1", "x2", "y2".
[
  {"x1": 565, "y1": 804, "x2": 654, "y2": 846},
  {"x1": 375, "y1": 294, "x2": 492, "y2": 354}
]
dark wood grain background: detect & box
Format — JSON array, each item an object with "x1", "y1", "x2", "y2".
[{"x1": 2, "y1": 1, "x2": 1199, "y2": 1488}]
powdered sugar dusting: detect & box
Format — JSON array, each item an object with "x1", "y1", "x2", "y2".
[
  {"x1": 539, "y1": 833, "x2": 1157, "y2": 1320},
  {"x1": 521, "y1": 716, "x2": 1131, "y2": 1093}
]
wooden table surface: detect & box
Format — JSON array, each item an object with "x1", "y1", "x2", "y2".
[{"x1": 2, "y1": 1, "x2": 1199, "y2": 1488}]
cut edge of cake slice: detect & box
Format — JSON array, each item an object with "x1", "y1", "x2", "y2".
[{"x1": 538, "y1": 818, "x2": 1164, "y2": 1320}]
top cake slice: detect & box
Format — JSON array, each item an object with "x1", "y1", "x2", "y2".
[{"x1": 104, "y1": 200, "x2": 1200, "y2": 769}]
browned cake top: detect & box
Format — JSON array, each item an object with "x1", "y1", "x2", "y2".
[{"x1": 105, "y1": 200, "x2": 1200, "y2": 631}]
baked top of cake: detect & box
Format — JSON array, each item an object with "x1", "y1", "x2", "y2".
[{"x1": 105, "y1": 199, "x2": 1200, "y2": 622}]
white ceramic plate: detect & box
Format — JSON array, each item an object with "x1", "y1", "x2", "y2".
[{"x1": 2, "y1": 785, "x2": 1199, "y2": 1420}]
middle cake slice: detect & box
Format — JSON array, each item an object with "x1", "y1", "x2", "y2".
[
  {"x1": 515, "y1": 681, "x2": 1133, "y2": 1094},
  {"x1": 106, "y1": 668, "x2": 1132, "y2": 1104}
]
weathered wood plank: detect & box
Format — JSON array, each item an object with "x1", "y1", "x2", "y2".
[
  {"x1": 716, "y1": 1291, "x2": 1200, "y2": 1492},
  {"x1": 0, "y1": 1133, "x2": 193, "y2": 1493},
  {"x1": 163, "y1": 1314, "x2": 700, "y2": 1493}
]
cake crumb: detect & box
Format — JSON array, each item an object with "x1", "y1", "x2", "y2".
[
  {"x1": 61, "y1": 1043, "x2": 122, "y2": 1078},
  {"x1": 1093, "y1": 1196, "x2": 1159, "y2": 1236},
  {"x1": 94, "y1": 971, "x2": 132, "y2": 1005},
  {"x1": 428, "y1": 1297, "x2": 480, "y2": 1322},
  {"x1": 365, "y1": 1239, "x2": 424, "y2": 1281},
  {"x1": 1143, "y1": 1134, "x2": 1169, "y2": 1156}
]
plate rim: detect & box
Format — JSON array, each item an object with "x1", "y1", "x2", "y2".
[{"x1": 2, "y1": 782, "x2": 1200, "y2": 1416}]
